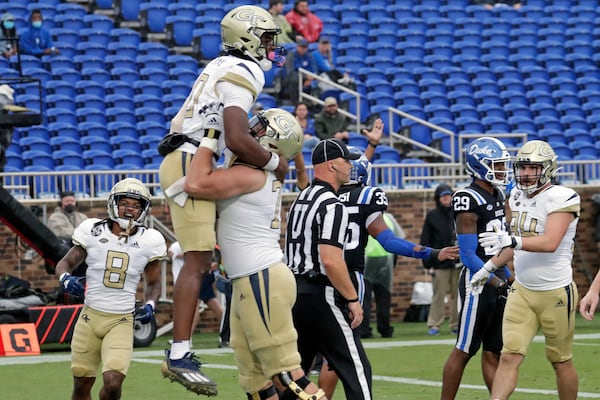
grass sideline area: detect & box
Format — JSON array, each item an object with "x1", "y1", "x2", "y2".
[{"x1": 1, "y1": 317, "x2": 600, "y2": 399}]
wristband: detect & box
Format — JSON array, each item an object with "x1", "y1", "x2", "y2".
[
  {"x1": 263, "y1": 152, "x2": 279, "y2": 171},
  {"x1": 59, "y1": 272, "x2": 70, "y2": 282},
  {"x1": 368, "y1": 141, "x2": 378, "y2": 148},
  {"x1": 145, "y1": 300, "x2": 155, "y2": 310},
  {"x1": 347, "y1": 297, "x2": 359, "y2": 303},
  {"x1": 510, "y1": 236, "x2": 523, "y2": 250},
  {"x1": 199, "y1": 137, "x2": 218, "y2": 153}
]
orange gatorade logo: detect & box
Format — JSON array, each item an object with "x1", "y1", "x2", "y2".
[{"x1": 0, "y1": 323, "x2": 40, "y2": 356}]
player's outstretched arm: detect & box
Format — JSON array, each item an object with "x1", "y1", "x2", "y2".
[{"x1": 580, "y1": 270, "x2": 600, "y2": 320}]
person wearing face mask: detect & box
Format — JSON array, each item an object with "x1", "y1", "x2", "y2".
[
  {"x1": 19, "y1": 9, "x2": 59, "y2": 58},
  {"x1": 0, "y1": 13, "x2": 17, "y2": 59},
  {"x1": 47, "y1": 191, "x2": 88, "y2": 242}
]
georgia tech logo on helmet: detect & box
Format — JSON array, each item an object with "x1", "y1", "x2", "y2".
[
  {"x1": 468, "y1": 144, "x2": 494, "y2": 157},
  {"x1": 234, "y1": 8, "x2": 268, "y2": 25},
  {"x1": 274, "y1": 114, "x2": 301, "y2": 141},
  {"x1": 538, "y1": 143, "x2": 554, "y2": 157}
]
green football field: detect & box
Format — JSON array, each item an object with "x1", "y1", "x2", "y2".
[{"x1": 2, "y1": 316, "x2": 600, "y2": 399}]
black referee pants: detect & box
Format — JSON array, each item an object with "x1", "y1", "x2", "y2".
[{"x1": 293, "y1": 279, "x2": 372, "y2": 400}]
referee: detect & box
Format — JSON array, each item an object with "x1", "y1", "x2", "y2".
[{"x1": 285, "y1": 138, "x2": 373, "y2": 400}]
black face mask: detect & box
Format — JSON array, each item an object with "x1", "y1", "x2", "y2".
[{"x1": 64, "y1": 205, "x2": 76, "y2": 214}]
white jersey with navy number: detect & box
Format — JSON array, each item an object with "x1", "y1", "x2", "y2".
[
  {"x1": 178, "y1": 55, "x2": 265, "y2": 157},
  {"x1": 216, "y1": 170, "x2": 284, "y2": 279},
  {"x1": 73, "y1": 218, "x2": 167, "y2": 314},
  {"x1": 509, "y1": 185, "x2": 580, "y2": 291}
]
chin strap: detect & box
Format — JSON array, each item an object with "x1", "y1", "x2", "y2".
[{"x1": 119, "y1": 218, "x2": 134, "y2": 243}]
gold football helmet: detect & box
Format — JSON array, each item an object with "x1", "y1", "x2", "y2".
[
  {"x1": 250, "y1": 108, "x2": 303, "y2": 160},
  {"x1": 513, "y1": 140, "x2": 558, "y2": 195},
  {"x1": 107, "y1": 178, "x2": 152, "y2": 229},
  {"x1": 221, "y1": 5, "x2": 281, "y2": 71}
]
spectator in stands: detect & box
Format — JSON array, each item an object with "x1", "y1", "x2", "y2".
[
  {"x1": 47, "y1": 191, "x2": 88, "y2": 243},
  {"x1": 472, "y1": 0, "x2": 521, "y2": 9},
  {"x1": 312, "y1": 36, "x2": 353, "y2": 88},
  {"x1": 314, "y1": 97, "x2": 350, "y2": 142},
  {"x1": 294, "y1": 101, "x2": 318, "y2": 149},
  {"x1": 0, "y1": 13, "x2": 17, "y2": 58},
  {"x1": 282, "y1": 37, "x2": 317, "y2": 103},
  {"x1": 19, "y1": 9, "x2": 59, "y2": 58},
  {"x1": 268, "y1": 0, "x2": 296, "y2": 44},
  {"x1": 285, "y1": 0, "x2": 323, "y2": 44}
]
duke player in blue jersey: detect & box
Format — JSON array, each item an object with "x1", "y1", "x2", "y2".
[{"x1": 440, "y1": 137, "x2": 513, "y2": 400}]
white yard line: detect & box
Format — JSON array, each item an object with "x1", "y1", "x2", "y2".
[{"x1": 2, "y1": 334, "x2": 600, "y2": 397}]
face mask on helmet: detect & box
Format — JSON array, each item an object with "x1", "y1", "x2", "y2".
[
  {"x1": 253, "y1": 108, "x2": 303, "y2": 160},
  {"x1": 221, "y1": 5, "x2": 283, "y2": 71},
  {"x1": 107, "y1": 178, "x2": 151, "y2": 232},
  {"x1": 346, "y1": 147, "x2": 371, "y2": 186},
  {"x1": 465, "y1": 137, "x2": 512, "y2": 187},
  {"x1": 513, "y1": 140, "x2": 558, "y2": 195}
]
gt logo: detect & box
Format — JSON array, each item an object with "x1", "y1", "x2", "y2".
[
  {"x1": 234, "y1": 9, "x2": 267, "y2": 24},
  {"x1": 273, "y1": 115, "x2": 300, "y2": 141}
]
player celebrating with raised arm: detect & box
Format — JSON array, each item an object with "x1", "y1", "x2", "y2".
[
  {"x1": 158, "y1": 5, "x2": 287, "y2": 395},
  {"x1": 55, "y1": 179, "x2": 166, "y2": 400}
]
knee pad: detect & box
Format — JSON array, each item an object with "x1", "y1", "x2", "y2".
[
  {"x1": 246, "y1": 385, "x2": 277, "y2": 400},
  {"x1": 278, "y1": 372, "x2": 326, "y2": 400}
]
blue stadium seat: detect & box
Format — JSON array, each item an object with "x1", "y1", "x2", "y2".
[
  {"x1": 20, "y1": 136, "x2": 51, "y2": 154},
  {"x1": 134, "y1": 94, "x2": 163, "y2": 110},
  {"x1": 166, "y1": 16, "x2": 195, "y2": 46},
  {"x1": 140, "y1": 3, "x2": 168, "y2": 33},
  {"x1": 111, "y1": 136, "x2": 141, "y2": 153},
  {"x1": 140, "y1": 135, "x2": 161, "y2": 151},
  {"x1": 78, "y1": 121, "x2": 109, "y2": 139},
  {"x1": 105, "y1": 93, "x2": 135, "y2": 110},
  {"x1": 75, "y1": 94, "x2": 105, "y2": 112},
  {"x1": 48, "y1": 122, "x2": 78, "y2": 140},
  {"x1": 23, "y1": 150, "x2": 54, "y2": 169},
  {"x1": 81, "y1": 136, "x2": 112, "y2": 154},
  {"x1": 110, "y1": 67, "x2": 140, "y2": 85},
  {"x1": 53, "y1": 150, "x2": 84, "y2": 168},
  {"x1": 137, "y1": 121, "x2": 165, "y2": 138},
  {"x1": 135, "y1": 107, "x2": 165, "y2": 125},
  {"x1": 108, "y1": 121, "x2": 138, "y2": 140},
  {"x1": 104, "y1": 80, "x2": 135, "y2": 98},
  {"x1": 169, "y1": 67, "x2": 197, "y2": 82},
  {"x1": 110, "y1": 28, "x2": 141, "y2": 47},
  {"x1": 46, "y1": 108, "x2": 77, "y2": 125},
  {"x1": 106, "y1": 107, "x2": 137, "y2": 125},
  {"x1": 105, "y1": 54, "x2": 137, "y2": 71},
  {"x1": 83, "y1": 149, "x2": 114, "y2": 169},
  {"x1": 83, "y1": 14, "x2": 114, "y2": 31},
  {"x1": 50, "y1": 136, "x2": 81, "y2": 153},
  {"x1": 134, "y1": 80, "x2": 164, "y2": 98},
  {"x1": 140, "y1": 67, "x2": 170, "y2": 85},
  {"x1": 113, "y1": 149, "x2": 144, "y2": 168}
]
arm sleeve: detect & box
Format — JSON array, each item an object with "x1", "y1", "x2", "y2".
[
  {"x1": 457, "y1": 233, "x2": 484, "y2": 273},
  {"x1": 376, "y1": 228, "x2": 432, "y2": 259}
]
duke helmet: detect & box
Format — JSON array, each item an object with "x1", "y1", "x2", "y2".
[
  {"x1": 107, "y1": 178, "x2": 152, "y2": 229},
  {"x1": 221, "y1": 5, "x2": 283, "y2": 71},
  {"x1": 465, "y1": 137, "x2": 511, "y2": 186},
  {"x1": 251, "y1": 108, "x2": 304, "y2": 160},
  {"x1": 513, "y1": 140, "x2": 558, "y2": 195},
  {"x1": 346, "y1": 146, "x2": 372, "y2": 186}
]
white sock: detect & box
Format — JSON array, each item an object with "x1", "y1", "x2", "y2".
[{"x1": 170, "y1": 340, "x2": 191, "y2": 359}]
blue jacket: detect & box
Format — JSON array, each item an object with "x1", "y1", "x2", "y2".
[{"x1": 19, "y1": 26, "x2": 53, "y2": 56}]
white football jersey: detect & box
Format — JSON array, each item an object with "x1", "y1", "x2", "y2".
[
  {"x1": 509, "y1": 185, "x2": 580, "y2": 290},
  {"x1": 216, "y1": 169, "x2": 283, "y2": 279},
  {"x1": 177, "y1": 55, "x2": 264, "y2": 158},
  {"x1": 73, "y1": 218, "x2": 167, "y2": 314}
]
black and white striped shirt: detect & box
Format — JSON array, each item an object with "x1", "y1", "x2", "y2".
[{"x1": 285, "y1": 179, "x2": 350, "y2": 276}]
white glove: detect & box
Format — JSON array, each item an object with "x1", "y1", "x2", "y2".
[
  {"x1": 470, "y1": 260, "x2": 498, "y2": 295},
  {"x1": 199, "y1": 101, "x2": 224, "y2": 138},
  {"x1": 478, "y1": 230, "x2": 522, "y2": 254}
]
